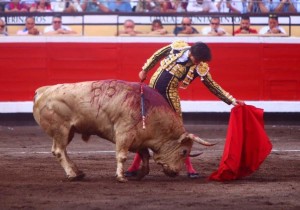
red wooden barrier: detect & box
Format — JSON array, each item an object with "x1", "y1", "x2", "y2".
[{"x1": 1, "y1": 39, "x2": 300, "y2": 102}]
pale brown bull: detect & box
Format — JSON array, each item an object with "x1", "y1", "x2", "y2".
[{"x1": 33, "y1": 80, "x2": 214, "y2": 182}]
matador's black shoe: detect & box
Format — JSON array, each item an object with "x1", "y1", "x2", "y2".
[
  {"x1": 125, "y1": 170, "x2": 138, "y2": 177},
  {"x1": 187, "y1": 172, "x2": 200, "y2": 179}
]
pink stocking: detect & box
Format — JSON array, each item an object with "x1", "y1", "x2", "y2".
[
  {"x1": 127, "y1": 153, "x2": 142, "y2": 172},
  {"x1": 185, "y1": 156, "x2": 197, "y2": 173}
]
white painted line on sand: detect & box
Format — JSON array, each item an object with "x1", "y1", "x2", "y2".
[{"x1": 1, "y1": 149, "x2": 300, "y2": 155}]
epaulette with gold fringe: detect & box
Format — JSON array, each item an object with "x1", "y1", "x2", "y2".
[
  {"x1": 171, "y1": 40, "x2": 191, "y2": 51},
  {"x1": 196, "y1": 62, "x2": 210, "y2": 77},
  {"x1": 180, "y1": 62, "x2": 210, "y2": 89}
]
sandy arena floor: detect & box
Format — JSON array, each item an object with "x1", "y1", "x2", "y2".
[{"x1": 0, "y1": 116, "x2": 299, "y2": 210}]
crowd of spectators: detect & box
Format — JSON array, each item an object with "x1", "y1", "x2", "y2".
[
  {"x1": 0, "y1": 0, "x2": 299, "y2": 13},
  {"x1": 0, "y1": 0, "x2": 296, "y2": 36},
  {"x1": 0, "y1": 13, "x2": 288, "y2": 36},
  {"x1": 115, "y1": 14, "x2": 288, "y2": 36}
]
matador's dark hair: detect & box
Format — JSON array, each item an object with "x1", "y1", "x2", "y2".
[{"x1": 190, "y1": 42, "x2": 212, "y2": 62}]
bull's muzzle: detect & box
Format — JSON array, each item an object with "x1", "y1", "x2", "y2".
[
  {"x1": 162, "y1": 164, "x2": 179, "y2": 177},
  {"x1": 163, "y1": 168, "x2": 179, "y2": 177}
]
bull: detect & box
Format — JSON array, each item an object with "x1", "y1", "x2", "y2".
[{"x1": 33, "y1": 80, "x2": 214, "y2": 182}]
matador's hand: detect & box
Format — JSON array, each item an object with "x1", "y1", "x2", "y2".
[
  {"x1": 139, "y1": 70, "x2": 147, "y2": 82},
  {"x1": 233, "y1": 100, "x2": 245, "y2": 106}
]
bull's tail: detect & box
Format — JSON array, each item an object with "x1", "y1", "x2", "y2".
[{"x1": 33, "y1": 86, "x2": 49, "y2": 103}]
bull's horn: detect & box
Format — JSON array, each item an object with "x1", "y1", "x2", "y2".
[
  {"x1": 189, "y1": 152, "x2": 203, "y2": 157},
  {"x1": 177, "y1": 132, "x2": 188, "y2": 143},
  {"x1": 188, "y1": 134, "x2": 216, "y2": 146}
]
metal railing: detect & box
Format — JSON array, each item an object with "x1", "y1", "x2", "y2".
[{"x1": 0, "y1": 11, "x2": 298, "y2": 36}]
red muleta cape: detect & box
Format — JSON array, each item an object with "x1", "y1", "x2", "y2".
[{"x1": 209, "y1": 105, "x2": 272, "y2": 181}]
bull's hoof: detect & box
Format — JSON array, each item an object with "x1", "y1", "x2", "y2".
[
  {"x1": 116, "y1": 176, "x2": 128, "y2": 183},
  {"x1": 67, "y1": 171, "x2": 86, "y2": 181},
  {"x1": 136, "y1": 170, "x2": 148, "y2": 181},
  {"x1": 136, "y1": 174, "x2": 145, "y2": 181}
]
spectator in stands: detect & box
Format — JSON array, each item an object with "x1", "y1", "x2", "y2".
[
  {"x1": 264, "y1": 0, "x2": 282, "y2": 12},
  {"x1": 259, "y1": 14, "x2": 286, "y2": 35},
  {"x1": 172, "y1": 0, "x2": 188, "y2": 12},
  {"x1": 249, "y1": 0, "x2": 298, "y2": 13},
  {"x1": 5, "y1": 0, "x2": 28, "y2": 12},
  {"x1": 156, "y1": 0, "x2": 172, "y2": 12},
  {"x1": 0, "y1": 18, "x2": 8, "y2": 36},
  {"x1": 16, "y1": 16, "x2": 40, "y2": 35},
  {"x1": 0, "y1": 0, "x2": 8, "y2": 12},
  {"x1": 135, "y1": 0, "x2": 161, "y2": 12},
  {"x1": 296, "y1": 0, "x2": 300, "y2": 11},
  {"x1": 81, "y1": 0, "x2": 109, "y2": 12},
  {"x1": 29, "y1": 0, "x2": 52, "y2": 12},
  {"x1": 52, "y1": 0, "x2": 82, "y2": 12},
  {"x1": 233, "y1": 15, "x2": 258, "y2": 35},
  {"x1": 274, "y1": 0, "x2": 298, "y2": 13},
  {"x1": 215, "y1": 0, "x2": 246, "y2": 13},
  {"x1": 260, "y1": 0, "x2": 299, "y2": 12},
  {"x1": 135, "y1": 0, "x2": 186, "y2": 12},
  {"x1": 187, "y1": 0, "x2": 218, "y2": 12},
  {"x1": 107, "y1": 0, "x2": 132, "y2": 12},
  {"x1": 247, "y1": 0, "x2": 271, "y2": 13},
  {"x1": 148, "y1": 19, "x2": 168, "y2": 35},
  {"x1": 202, "y1": 16, "x2": 228, "y2": 36},
  {"x1": 117, "y1": 19, "x2": 143, "y2": 36},
  {"x1": 25, "y1": 0, "x2": 36, "y2": 7},
  {"x1": 173, "y1": 17, "x2": 199, "y2": 36},
  {"x1": 157, "y1": 0, "x2": 184, "y2": 12},
  {"x1": 43, "y1": 14, "x2": 77, "y2": 35},
  {"x1": 180, "y1": 0, "x2": 189, "y2": 11}
]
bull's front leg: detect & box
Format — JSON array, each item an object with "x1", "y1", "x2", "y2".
[
  {"x1": 115, "y1": 148, "x2": 129, "y2": 183},
  {"x1": 137, "y1": 148, "x2": 150, "y2": 180}
]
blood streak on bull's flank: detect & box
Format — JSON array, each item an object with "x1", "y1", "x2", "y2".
[{"x1": 90, "y1": 81, "x2": 145, "y2": 123}]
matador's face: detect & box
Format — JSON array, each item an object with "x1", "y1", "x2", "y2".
[{"x1": 189, "y1": 52, "x2": 200, "y2": 65}]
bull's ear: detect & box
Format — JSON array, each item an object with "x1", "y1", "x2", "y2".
[{"x1": 177, "y1": 133, "x2": 188, "y2": 143}]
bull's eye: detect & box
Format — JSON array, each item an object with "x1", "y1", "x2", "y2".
[{"x1": 182, "y1": 149, "x2": 188, "y2": 157}]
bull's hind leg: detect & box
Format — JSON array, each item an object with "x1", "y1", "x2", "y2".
[
  {"x1": 51, "y1": 127, "x2": 85, "y2": 181},
  {"x1": 136, "y1": 148, "x2": 150, "y2": 180}
]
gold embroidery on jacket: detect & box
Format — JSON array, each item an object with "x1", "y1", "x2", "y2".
[
  {"x1": 196, "y1": 62, "x2": 209, "y2": 76},
  {"x1": 180, "y1": 65, "x2": 197, "y2": 89},
  {"x1": 167, "y1": 63, "x2": 187, "y2": 79},
  {"x1": 142, "y1": 40, "x2": 190, "y2": 73},
  {"x1": 167, "y1": 77, "x2": 182, "y2": 118},
  {"x1": 149, "y1": 71, "x2": 182, "y2": 119},
  {"x1": 149, "y1": 68, "x2": 164, "y2": 88},
  {"x1": 201, "y1": 72, "x2": 236, "y2": 105},
  {"x1": 160, "y1": 52, "x2": 185, "y2": 72},
  {"x1": 142, "y1": 45, "x2": 171, "y2": 73}
]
